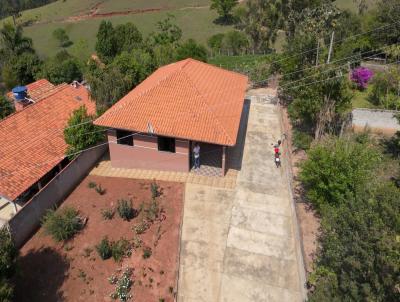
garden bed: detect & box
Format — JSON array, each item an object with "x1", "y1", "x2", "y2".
[{"x1": 14, "y1": 175, "x2": 184, "y2": 302}]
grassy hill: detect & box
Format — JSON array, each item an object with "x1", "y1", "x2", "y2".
[
  {"x1": 0, "y1": 0, "x2": 376, "y2": 60},
  {"x1": 0, "y1": 0, "x2": 231, "y2": 59}
]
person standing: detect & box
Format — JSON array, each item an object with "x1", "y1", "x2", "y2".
[{"x1": 193, "y1": 143, "x2": 201, "y2": 169}]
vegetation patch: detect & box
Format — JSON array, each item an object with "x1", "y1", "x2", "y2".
[{"x1": 42, "y1": 207, "x2": 84, "y2": 242}]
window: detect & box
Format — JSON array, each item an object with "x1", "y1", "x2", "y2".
[
  {"x1": 116, "y1": 130, "x2": 133, "y2": 146},
  {"x1": 158, "y1": 136, "x2": 175, "y2": 153}
]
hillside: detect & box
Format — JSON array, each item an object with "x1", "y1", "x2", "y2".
[{"x1": 0, "y1": 0, "x2": 375, "y2": 59}]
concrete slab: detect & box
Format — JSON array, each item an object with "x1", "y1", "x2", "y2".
[{"x1": 178, "y1": 93, "x2": 306, "y2": 302}]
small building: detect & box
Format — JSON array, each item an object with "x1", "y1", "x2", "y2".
[
  {"x1": 0, "y1": 82, "x2": 95, "y2": 224},
  {"x1": 94, "y1": 58, "x2": 248, "y2": 176}
]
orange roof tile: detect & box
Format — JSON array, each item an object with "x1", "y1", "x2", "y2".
[
  {"x1": 0, "y1": 85, "x2": 95, "y2": 201},
  {"x1": 94, "y1": 58, "x2": 248, "y2": 146},
  {"x1": 7, "y1": 79, "x2": 60, "y2": 103}
]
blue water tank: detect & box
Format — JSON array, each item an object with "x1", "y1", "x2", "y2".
[{"x1": 12, "y1": 86, "x2": 28, "y2": 101}]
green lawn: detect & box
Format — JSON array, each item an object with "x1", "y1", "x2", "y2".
[
  {"x1": 334, "y1": 0, "x2": 377, "y2": 12},
  {"x1": 23, "y1": 7, "x2": 232, "y2": 59},
  {"x1": 351, "y1": 86, "x2": 377, "y2": 109}
]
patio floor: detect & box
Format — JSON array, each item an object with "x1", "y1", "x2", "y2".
[{"x1": 90, "y1": 160, "x2": 238, "y2": 189}]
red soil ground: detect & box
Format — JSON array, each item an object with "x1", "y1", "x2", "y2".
[{"x1": 14, "y1": 175, "x2": 184, "y2": 302}]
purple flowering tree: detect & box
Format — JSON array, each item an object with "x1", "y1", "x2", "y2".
[{"x1": 351, "y1": 67, "x2": 374, "y2": 90}]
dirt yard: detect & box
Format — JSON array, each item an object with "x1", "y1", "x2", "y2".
[{"x1": 14, "y1": 175, "x2": 184, "y2": 302}]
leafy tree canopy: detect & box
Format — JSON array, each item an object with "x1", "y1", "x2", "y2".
[
  {"x1": 64, "y1": 106, "x2": 104, "y2": 158},
  {"x1": 150, "y1": 15, "x2": 182, "y2": 46},
  {"x1": 176, "y1": 39, "x2": 208, "y2": 62},
  {"x1": 210, "y1": 0, "x2": 239, "y2": 24},
  {"x1": 0, "y1": 95, "x2": 14, "y2": 120},
  {"x1": 39, "y1": 50, "x2": 82, "y2": 85},
  {"x1": 52, "y1": 28, "x2": 72, "y2": 48},
  {"x1": 0, "y1": 227, "x2": 18, "y2": 302}
]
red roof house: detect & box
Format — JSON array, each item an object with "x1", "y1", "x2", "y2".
[
  {"x1": 0, "y1": 84, "x2": 95, "y2": 202},
  {"x1": 95, "y1": 58, "x2": 248, "y2": 175}
]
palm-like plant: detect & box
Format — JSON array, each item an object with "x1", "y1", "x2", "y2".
[{"x1": 0, "y1": 23, "x2": 34, "y2": 58}]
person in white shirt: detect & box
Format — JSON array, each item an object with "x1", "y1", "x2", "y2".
[{"x1": 193, "y1": 143, "x2": 201, "y2": 169}]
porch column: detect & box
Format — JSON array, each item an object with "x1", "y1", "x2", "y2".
[{"x1": 221, "y1": 146, "x2": 226, "y2": 176}]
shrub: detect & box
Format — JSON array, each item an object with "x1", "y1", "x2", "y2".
[
  {"x1": 351, "y1": 67, "x2": 373, "y2": 90},
  {"x1": 101, "y1": 208, "x2": 114, "y2": 220},
  {"x1": 142, "y1": 247, "x2": 152, "y2": 259},
  {"x1": 110, "y1": 268, "x2": 133, "y2": 302},
  {"x1": 111, "y1": 238, "x2": 131, "y2": 262},
  {"x1": 146, "y1": 199, "x2": 160, "y2": 222},
  {"x1": 96, "y1": 237, "x2": 112, "y2": 260},
  {"x1": 88, "y1": 181, "x2": 97, "y2": 189},
  {"x1": 95, "y1": 184, "x2": 106, "y2": 195},
  {"x1": 293, "y1": 129, "x2": 313, "y2": 150},
  {"x1": 133, "y1": 220, "x2": 150, "y2": 235},
  {"x1": 300, "y1": 136, "x2": 381, "y2": 211},
  {"x1": 150, "y1": 181, "x2": 160, "y2": 199},
  {"x1": 117, "y1": 199, "x2": 135, "y2": 221},
  {"x1": 42, "y1": 207, "x2": 83, "y2": 242},
  {"x1": 0, "y1": 228, "x2": 18, "y2": 302}
]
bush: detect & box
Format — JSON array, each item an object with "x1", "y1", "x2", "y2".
[
  {"x1": 111, "y1": 238, "x2": 131, "y2": 262},
  {"x1": 96, "y1": 237, "x2": 112, "y2": 260},
  {"x1": 293, "y1": 129, "x2": 313, "y2": 150},
  {"x1": 95, "y1": 184, "x2": 106, "y2": 195},
  {"x1": 142, "y1": 247, "x2": 152, "y2": 259},
  {"x1": 88, "y1": 181, "x2": 97, "y2": 189},
  {"x1": 350, "y1": 67, "x2": 373, "y2": 90},
  {"x1": 133, "y1": 220, "x2": 150, "y2": 235},
  {"x1": 101, "y1": 208, "x2": 114, "y2": 220},
  {"x1": 0, "y1": 228, "x2": 18, "y2": 302},
  {"x1": 117, "y1": 199, "x2": 135, "y2": 221},
  {"x1": 109, "y1": 268, "x2": 133, "y2": 301},
  {"x1": 42, "y1": 207, "x2": 83, "y2": 242},
  {"x1": 150, "y1": 181, "x2": 160, "y2": 199},
  {"x1": 300, "y1": 136, "x2": 381, "y2": 211}
]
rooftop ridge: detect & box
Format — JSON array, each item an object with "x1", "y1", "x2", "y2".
[
  {"x1": 180, "y1": 67, "x2": 234, "y2": 145},
  {"x1": 96, "y1": 61, "x2": 188, "y2": 123}
]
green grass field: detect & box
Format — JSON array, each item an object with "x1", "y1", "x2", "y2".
[
  {"x1": 0, "y1": 0, "x2": 374, "y2": 60},
  {"x1": 0, "y1": 0, "x2": 234, "y2": 59}
]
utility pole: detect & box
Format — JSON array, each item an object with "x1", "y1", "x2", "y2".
[
  {"x1": 327, "y1": 31, "x2": 335, "y2": 64},
  {"x1": 315, "y1": 40, "x2": 320, "y2": 67}
]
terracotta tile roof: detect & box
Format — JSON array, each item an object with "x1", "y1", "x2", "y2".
[
  {"x1": 94, "y1": 58, "x2": 248, "y2": 146},
  {"x1": 0, "y1": 85, "x2": 95, "y2": 201},
  {"x1": 7, "y1": 79, "x2": 60, "y2": 103}
]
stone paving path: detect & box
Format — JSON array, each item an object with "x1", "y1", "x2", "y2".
[{"x1": 178, "y1": 96, "x2": 306, "y2": 301}]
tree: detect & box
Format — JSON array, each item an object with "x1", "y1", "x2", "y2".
[
  {"x1": 210, "y1": 0, "x2": 239, "y2": 24},
  {"x1": 176, "y1": 39, "x2": 208, "y2": 62},
  {"x1": 86, "y1": 66, "x2": 131, "y2": 114},
  {"x1": 39, "y1": 51, "x2": 82, "y2": 84},
  {"x1": 371, "y1": 0, "x2": 400, "y2": 45},
  {"x1": 207, "y1": 33, "x2": 225, "y2": 53},
  {"x1": 0, "y1": 95, "x2": 14, "y2": 120},
  {"x1": 2, "y1": 52, "x2": 41, "y2": 89},
  {"x1": 368, "y1": 68, "x2": 400, "y2": 110},
  {"x1": 150, "y1": 15, "x2": 182, "y2": 46},
  {"x1": 114, "y1": 22, "x2": 142, "y2": 53},
  {"x1": 222, "y1": 30, "x2": 249, "y2": 55},
  {"x1": 0, "y1": 23, "x2": 34, "y2": 58},
  {"x1": 52, "y1": 28, "x2": 72, "y2": 48},
  {"x1": 285, "y1": 67, "x2": 352, "y2": 139},
  {"x1": 237, "y1": 0, "x2": 284, "y2": 51},
  {"x1": 111, "y1": 49, "x2": 155, "y2": 86},
  {"x1": 95, "y1": 20, "x2": 117, "y2": 63},
  {"x1": 63, "y1": 106, "x2": 104, "y2": 158},
  {"x1": 309, "y1": 182, "x2": 400, "y2": 301},
  {"x1": 299, "y1": 136, "x2": 381, "y2": 210},
  {"x1": 152, "y1": 43, "x2": 177, "y2": 67},
  {"x1": 0, "y1": 227, "x2": 18, "y2": 302}
]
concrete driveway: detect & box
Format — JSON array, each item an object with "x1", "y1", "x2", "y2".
[{"x1": 178, "y1": 94, "x2": 306, "y2": 301}]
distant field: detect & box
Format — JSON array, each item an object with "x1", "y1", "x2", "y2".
[{"x1": 0, "y1": 0, "x2": 377, "y2": 60}]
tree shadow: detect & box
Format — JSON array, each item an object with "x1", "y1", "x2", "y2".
[
  {"x1": 213, "y1": 15, "x2": 237, "y2": 25},
  {"x1": 14, "y1": 247, "x2": 70, "y2": 302}
]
